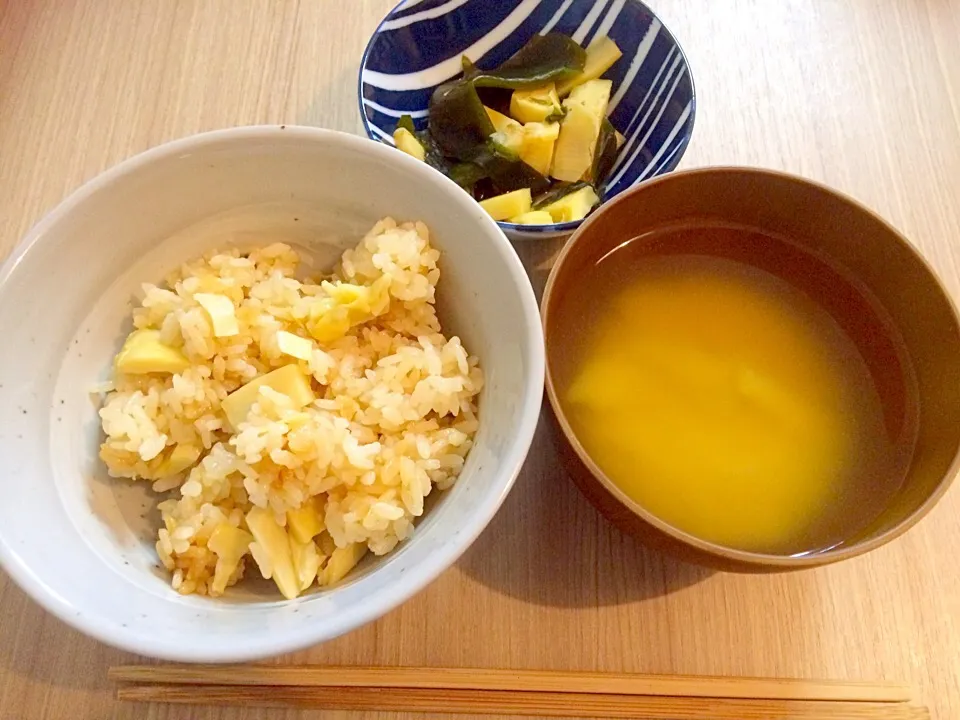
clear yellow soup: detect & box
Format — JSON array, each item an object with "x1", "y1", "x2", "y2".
[{"x1": 552, "y1": 224, "x2": 917, "y2": 555}]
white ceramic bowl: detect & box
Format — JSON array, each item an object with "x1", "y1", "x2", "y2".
[{"x1": 0, "y1": 126, "x2": 544, "y2": 662}]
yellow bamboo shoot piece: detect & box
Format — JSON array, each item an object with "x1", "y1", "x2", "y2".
[
  {"x1": 483, "y1": 106, "x2": 520, "y2": 134},
  {"x1": 319, "y1": 543, "x2": 368, "y2": 586},
  {"x1": 519, "y1": 121, "x2": 560, "y2": 176},
  {"x1": 551, "y1": 80, "x2": 612, "y2": 182},
  {"x1": 287, "y1": 498, "x2": 325, "y2": 544},
  {"x1": 556, "y1": 35, "x2": 623, "y2": 97},
  {"x1": 245, "y1": 507, "x2": 300, "y2": 600},
  {"x1": 221, "y1": 364, "x2": 315, "y2": 430},
  {"x1": 393, "y1": 127, "x2": 425, "y2": 161},
  {"x1": 290, "y1": 536, "x2": 323, "y2": 592},
  {"x1": 510, "y1": 83, "x2": 562, "y2": 123},
  {"x1": 276, "y1": 330, "x2": 314, "y2": 361},
  {"x1": 157, "y1": 443, "x2": 201, "y2": 476},
  {"x1": 208, "y1": 523, "x2": 254, "y2": 595},
  {"x1": 540, "y1": 185, "x2": 600, "y2": 223},
  {"x1": 115, "y1": 329, "x2": 191, "y2": 375},
  {"x1": 479, "y1": 188, "x2": 532, "y2": 221},
  {"x1": 485, "y1": 106, "x2": 526, "y2": 155},
  {"x1": 194, "y1": 293, "x2": 239, "y2": 337},
  {"x1": 509, "y1": 210, "x2": 555, "y2": 225}
]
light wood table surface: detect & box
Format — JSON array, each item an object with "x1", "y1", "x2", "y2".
[{"x1": 2, "y1": 1, "x2": 959, "y2": 719}]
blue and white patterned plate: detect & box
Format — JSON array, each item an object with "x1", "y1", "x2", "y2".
[{"x1": 358, "y1": 0, "x2": 696, "y2": 239}]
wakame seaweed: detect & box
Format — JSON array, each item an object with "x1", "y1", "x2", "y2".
[
  {"x1": 591, "y1": 118, "x2": 619, "y2": 186},
  {"x1": 428, "y1": 81, "x2": 496, "y2": 161},
  {"x1": 464, "y1": 33, "x2": 586, "y2": 89}
]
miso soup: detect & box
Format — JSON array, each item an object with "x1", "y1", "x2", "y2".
[{"x1": 551, "y1": 222, "x2": 918, "y2": 555}]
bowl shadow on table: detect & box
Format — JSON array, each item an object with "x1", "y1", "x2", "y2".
[
  {"x1": 456, "y1": 410, "x2": 713, "y2": 608},
  {"x1": 509, "y1": 236, "x2": 569, "y2": 302}
]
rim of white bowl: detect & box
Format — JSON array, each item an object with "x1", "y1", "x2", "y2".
[{"x1": 0, "y1": 125, "x2": 545, "y2": 661}]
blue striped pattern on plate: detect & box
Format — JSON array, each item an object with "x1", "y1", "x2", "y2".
[{"x1": 358, "y1": 0, "x2": 696, "y2": 238}]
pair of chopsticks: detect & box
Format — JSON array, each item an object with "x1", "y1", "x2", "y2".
[{"x1": 110, "y1": 665, "x2": 929, "y2": 719}]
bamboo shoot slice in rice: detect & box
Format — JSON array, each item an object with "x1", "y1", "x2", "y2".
[
  {"x1": 276, "y1": 330, "x2": 315, "y2": 361},
  {"x1": 319, "y1": 543, "x2": 368, "y2": 586},
  {"x1": 305, "y1": 278, "x2": 391, "y2": 343},
  {"x1": 221, "y1": 364, "x2": 315, "y2": 430},
  {"x1": 290, "y1": 537, "x2": 324, "y2": 592},
  {"x1": 194, "y1": 293, "x2": 239, "y2": 337},
  {"x1": 207, "y1": 523, "x2": 253, "y2": 596},
  {"x1": 287, "y1": 498, "x2": 325, "y2": 544},
  {"x1": 156, "y1": 443, "x2": 201, "y2": 476},
  {"x1": 246, "y1": 507, "x2": 300, "y2": 600},
  {"x1": 114, "y1": 329, "x2": 190, "y2": 375}
]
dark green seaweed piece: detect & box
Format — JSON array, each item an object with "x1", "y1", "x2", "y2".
[
  {"x1": 476, "y1": 86, "x2": 514, "y2": 117},
  {"x1": 448, "y1": 162, "x2": 488, "y2": 194},
  {"x1": 417, "y1": 130, "x2": 455, "y2": 174},
  {"x1": 398, "y1": 106, "x2": 489, "y2": 194},
  {"x1": 396, "y1": 114, "x2": 416, "y2": 134},
  {"x1": 472, "y1": 178, "x2": 498, "y2": 201},
  {"x1": 428, "y1": 80, "x2": 496, "y2": 161},
  {"x1": 465, "y1": 33, "x2": 587, "y2": 89},
  {"x1": 394, "y1": 114, "x2": 457, "y2": 179},
  {"x1": 421, "y1": 139, "x2": 489, "y2": 196},
  {"x1": 591, "y1": 118, "x2": 619, "y2": 186},
  {"x1": 532, "y1": 181, "x2": 591, "y2": 210},
  {"x1": 488, "y1": 161, "x2": 551, "y2": 194}
]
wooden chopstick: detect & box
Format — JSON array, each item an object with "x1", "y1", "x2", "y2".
[
  {"x1": 115, "y1": 684, "x2": 929, "y2": 719},
  {"x1": 109, "y1": 665, "x2": 913, "y2": 703}
]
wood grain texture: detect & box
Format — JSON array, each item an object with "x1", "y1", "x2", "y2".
[{"x1": 1, "y1": 1, "x2": 959, "y2": 719}]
